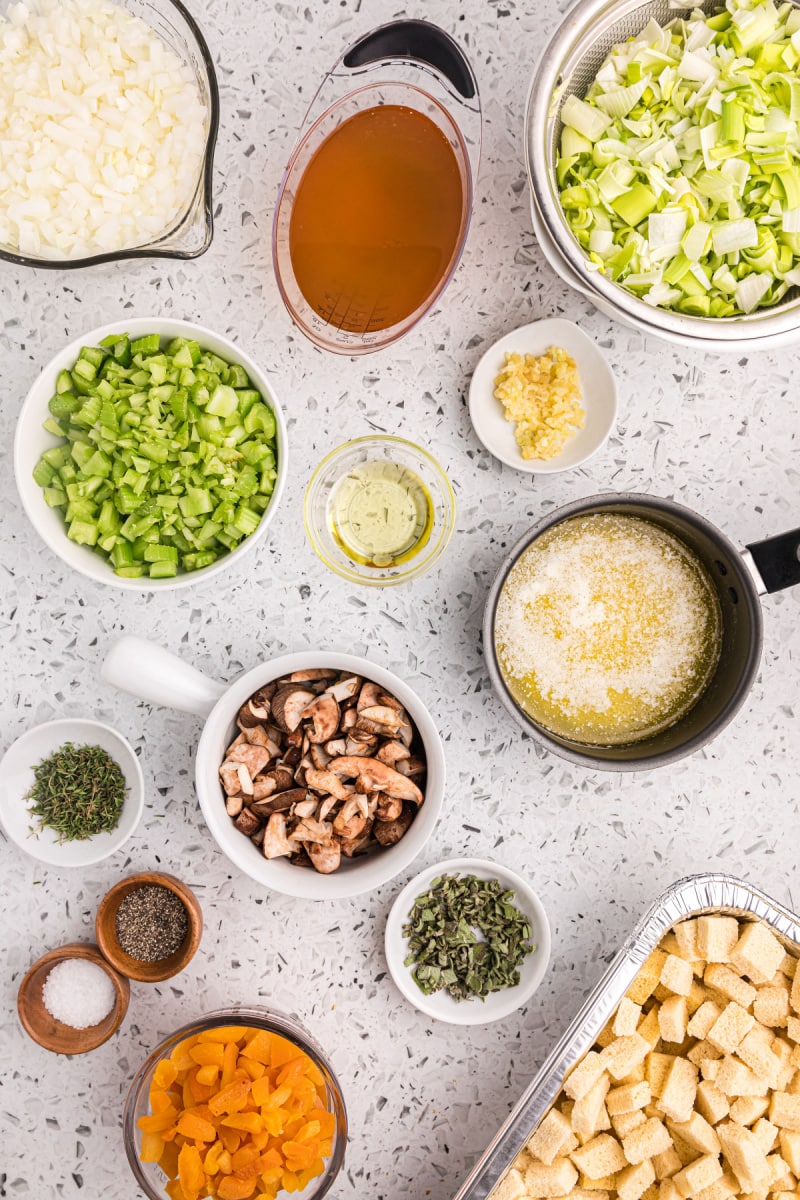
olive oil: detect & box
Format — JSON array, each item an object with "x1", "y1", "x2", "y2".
[
  {"x1": 495, "y1": 514, "x2": 722, "y2": 746},
  {"x1": 327, "y1": 460, "x2": 434, "y2": 569}
]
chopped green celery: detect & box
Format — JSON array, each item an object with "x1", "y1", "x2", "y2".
[
  {"x1": 73, "y1": 396, "x2": 103, "y2": 428},
  {"x1": 224, "y1": 364, "x2": 250, "y2": 389},
  {"x1": 71, "y1": 441, "x2": 95, "y2": 471},
  {"x1": 180, "y1": 487, "x2": 213, "y2": 518},
  {"x1": 32, "y1": 459, "x2": 56, "y2": 487},
  {"x1": 43, "y1": 418, "x2": 66, "y2": 437},
  {"x1": 259, "y1": 469, "x2": 276, "y2": 494},
  {"x1": 138, "y1": 441, "x2": 170, "y2": 464},
  {"x1": 99, "y1": 334, "x2": 132, "y2": 365},
  {"x1": 197, "y1": 413, "x2": 221, "y2": 440},
  {"x1": 131, "y1": 334, "x2": 160, "y2": 356},
  {"x1": 83, "y1": 450, "x2": 112, "y2": 477},
  {"x1": 233, "y1": 505, "x2": 261, "y2": 537},
  {"x1": 243, "y1": 403, "x2": 276, "y2": 438},
  {"x1": 148, "y1": 359, "x2": 168, "y2": 386},
  {"x1": 149, "y1": 560, "x2": 178, "y2": 579},
  {"x1": 207, "y1": 384, "x2": 238, "y2": 418},
  {"x1": 200, "y1": 352, "x2": 229, "y2": 376},
  {"x1": 115, "y1": 564, "x2": 147, "y2": 578},
  {"x1": 72, "y1": 357, "x2": 97, "y2": 382},
  {"x1": 68, "y1": 519, "x2": 98, "y2": 546},
  {"x1": 97, "y1": 500, "x2": 121, "y2": 535},
  {"x1": 43, "y1": 486, "x2": 67, "y2": 508},
  {"x1": 65, "y1": 499, "x2": 96, "y2": 521},
  {"x1": 49, "y1": 392, "x2": 82, "y2": 419},
  {"x1": 182, "y1": 551, "x2": 218, "y2": 570},
  {"x1": 234, "y1": 466, "x2": 258, "y2": 497},
  {"x1": 56, "y1": 369, "x2": 73, "y2": 394},
  {"x1": 144, "y1": 544, "x2": 179, "y2": 563},
  {"x1": 233, "y1": 389, "x2": 262, "y2": 418},
  {"x1": 167, "y1": 338, "x2": 201, "y2": 366}
]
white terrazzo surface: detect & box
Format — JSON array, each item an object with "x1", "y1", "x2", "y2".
[{"x1": 1, "y1": 0, "x2": 799, "y2": 1196}]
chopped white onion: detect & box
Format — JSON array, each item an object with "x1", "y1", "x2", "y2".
[{"x1": 0, "y1": 0, "x2": 208, "y2": 259}]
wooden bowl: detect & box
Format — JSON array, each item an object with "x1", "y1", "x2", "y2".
[
  {"x1": 17, "y1": 942, "x2": 130, "y2": 1054},
  {"x1": 96, "y1": 871, "x2": 203, "y2": 983}
]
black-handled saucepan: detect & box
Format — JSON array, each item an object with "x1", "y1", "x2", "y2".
[{"x1": 483, "y1": 493, "x2": 800, "y2": 771}]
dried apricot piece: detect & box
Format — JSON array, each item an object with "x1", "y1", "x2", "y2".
[
  {"x1": 268, "y1": 1036, "x2": 299, "y2": 1070},
  {"x1": 209, "y1": 1079, "x2": 250, "y2": 1116},
  {"x1": 217, "y1": 1178, "x2": 256, "y2": 1200},
  {"x1": 222, "y1": 1113, "x2": 263, "y2": 1134},
  {"x1": 199, "y1": 1025, "x2": 248, "y2": 1044},
  {"x1": 155, "y1": 1060, "x2": 179, "y2": 1089},
  {"x1": 176, "y1": 1112, "x2": 217, "y2": 1142},
  {"x1": 178, "y1": 1143, "x2": 205, "y2": 1200},
  {"x1": 190, "y1": 1042, "x2": 225, "y2": 1069},
  {"x1": 140, "y1": 1131, "x2": 165, "y2": 1163}
]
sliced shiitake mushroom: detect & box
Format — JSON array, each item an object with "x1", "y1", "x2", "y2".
[
  {"x1": 271, "y1": 686, "x2": 316, "y2": 733},
  {"x1": 374, "y1": 803, "x2": 414, "y2": 845}
]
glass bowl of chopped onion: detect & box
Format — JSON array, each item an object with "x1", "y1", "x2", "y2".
[
  {"x1": 122, "y1": 1007, "x2": 347, "y2": 1200},
  {"x1": 0, "y1": 0, "x2": 219, "y2": 268}
]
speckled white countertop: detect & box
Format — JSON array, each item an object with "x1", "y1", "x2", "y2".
[{"x1": 1, "y1": 0, "x2": 799, "y2": 1196}]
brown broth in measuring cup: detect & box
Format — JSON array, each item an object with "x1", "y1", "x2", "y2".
[{"x1": 288, "y1": 104, "x2": 465, "y2": 334}]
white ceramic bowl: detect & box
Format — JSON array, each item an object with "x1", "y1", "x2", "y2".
[
  {"x1": 102, "y1": 637, "x2": 446, "y2": 900},
  {"x1": 384, "y1": 857, "x2": 551, "y2": 1025},
  {"x1": 468, "y1": 318, "x2": 618, "y2": 473},
  {"x1": 14, "y1": 318, "x2": 288, "y2": 591},
  {"x1": 0, "y1": 719, "x2": 144, "y2": 867}
]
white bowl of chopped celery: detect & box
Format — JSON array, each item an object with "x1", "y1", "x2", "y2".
[
  {"x1": 526, "y1": 0, "x2": 800, "y2": 350},
  {"x1": 14, "y1": 319, "x2": 288, "y2": 590}
]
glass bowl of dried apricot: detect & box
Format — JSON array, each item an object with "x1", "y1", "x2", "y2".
[{"x1": 122, "y1": 1007, "x2": 347, "y2": 1200}]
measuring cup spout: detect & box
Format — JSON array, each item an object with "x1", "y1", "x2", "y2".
[{"x1": 102, "y1": 636, "x2": 227, "y2": 719}]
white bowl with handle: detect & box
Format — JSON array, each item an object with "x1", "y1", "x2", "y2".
[
  {"x1": 101, "y1": 637, "x2": 446, "y2": 899},
  {"x1": 14, "y1": 318, "x2": 288, "y2": 591}
]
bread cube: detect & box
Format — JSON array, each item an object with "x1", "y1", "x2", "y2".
[
  {"x1": 571, "y1": 1134, "x2": 628, "y2": 1179},
  {"x1": 696, "y1": 1081, "x2": 731, "y2": 1126},
  {"x1": 659, "y1": 1179, "x2": 682, "y2": 1200},
  {"x1": 780, "y1": 1130, "x2": 800, "y2": 1175},
  {"x1": 717, "y1": 1121, "x2": 771, "y2": 1191},
  {"x1": 641, "y1": 1184, "x2": 660, "y2": 1200},
  {"x1": 701, "y1": 1058, "x2": 722, "y2": 1083},
  {"x1": 616, "y1": 999, "x2": 645, "y2": 1037},
  {"x1": 787, "y1": 1016, "x2": 800, "y2": 1045},
  {"x1": 657, "y1": 1058, "x2": 699, "y2": 1122},
  {"x1": 654, "y1": 1148, "x2": 684, "y2": 1181},
  {"x1": 649, "y1": 1055, "x2": 679, "y2": 1098},
  {"x1": 764, "y1": 1152, "x2": 793, "y2": 1189},
  {"x1": 732, "y1": 925, "x2": 786, "y2": 987},
  {"x1": 579, "y1": 1173, "x2": 618, "y2": 1190},
  {"x1": 688, "y1": 980, "x2": 709, "y2": 1016},
  {"x1": 773, "y1": 1041, "x2": 797, "y2": 1089},
  {"x1": 567, "y1": 1053, "x2": 608, "y2": 1102},
  {"x1": 660, "y1": 998, "x2": 690, "y2": 1045},
  {"x1": 623, "y1": 1119, "x2": 674, "y2": 1165},
  {"x1": 559, "y1": 1190, "x2": 610, "y2": 1200},
  {"x1": 771, "y1": 1094, "x2": 800, "y2": 1132},
  {"x1": 572, "y1": 1075, "x2": 612, "y2": 1144},
  {"x1": 620, "y1": 1065, "x2": 648, "y2": 1087},
  {"x1": 780, "y1": 954, "x2": 797, "y2": 981},
  {"x1": 528, "y1": 1109, "x2": 577, "y2": 1165},
  {"x1": 693, "y1": 1171, "x2": 739, "y2": 1200},
  {"x1": 738, "y1": 1029, "x2": 783, "y2": 1086},
  {"x1": 614, "y1": 1111, "x2": 649, "y2": 1138},
  {"x1": 730, "y1": 1097, "x2": 771, "y2": 1125},
  {"x1": 755, "y1": 987, "x2": 791, "y2": 1029},
  {"x1": 689, "y1": 1042, "x2": 724, "y2": 1069},
  {"x1": 669, "y1": 1112, "x2": 722, "y2": 1156},
  {"x1": 671, "y1": 1131, "x2": 704, "y2": 1166},
  {"x1": 662, "y1": 956, "x2": 695, "y2": 999},
  {"x1": 751, "y1": 1119, "x2": 779, "y2": 1156},
  {"x1": 639, "y1": 1007, "x2": 664, "y2": 1050},
  {"x1": 674, "y1": 1154, "x2": 724, "y2": 1198},
  {"x1": 675, "y1": 922, "x2": 700, "y2": 963},
  {"x1": 791, "y1": 969, "x2": 800, "y2": 1016},
  {"x1": 618, "y1": 1159, "x2": 657, "y2": 1200},
  {"x1": 629, "y1": 952, "x2": 669, "y2": 1006},
  {"x1": 698, "y1": 918, "x2": 740, "y2": 965},
  {"x1": 690, "y1": 1002, "x2": 725, "y2": 1041},
  {"x1": 493, "y1": 1167, "x2": 526, "y2": 1200},
  {"x1": 524, "y1": 1158, "x2": 580, "y2": 1197},
  {"x1": 709, "y1": 1003, "x2": 757, "y2": 1055},
  {"x1": 600, "y1": 1036, "x2": 652, "y2": 1082},
  {"x1": 596, "y1": 1025, "x2": 617, "y2": 1049},
  {"x1": 608, "y1": 1083, "x2": 653, "y2": 1117},
  {"x1": 716, "y1": 1056, "x2": 770, "y2": 1098},
  {"x1": 706, "y1": 965, "x2": 758, "y2": 1011}
]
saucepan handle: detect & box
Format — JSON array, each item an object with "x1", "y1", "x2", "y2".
[
  {"x1": 101, "y1": 636, "x2": 227, "y2": 719},
  {"x1": 342, "y1": 19, "x2": 477, "y2": 101},
  {"x1": 745, "y1": 528, "x2": 800, "y2": 594}
]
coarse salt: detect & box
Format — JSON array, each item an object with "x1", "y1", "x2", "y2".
[{"x1": 42, "y1": 957, "x2": 116, "y2": 1028}]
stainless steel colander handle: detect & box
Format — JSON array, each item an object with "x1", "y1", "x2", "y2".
[{"x1": 342, "y1": 19, "x2": 477, "y2": 101}]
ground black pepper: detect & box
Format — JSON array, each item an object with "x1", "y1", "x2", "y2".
[{"x1": 115, "y1": 885, "x2": 188, "y2": 962}]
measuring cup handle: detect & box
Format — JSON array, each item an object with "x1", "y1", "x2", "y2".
[
  {"x1": 745, "y1": 527, "x2": 800, "y2": 593},
  {"x1": 342, "y1": 20, "x2": 477, "y2": 101},
  {"x1": 102, "y1": 636, "x2": 227, "y2": 719}
]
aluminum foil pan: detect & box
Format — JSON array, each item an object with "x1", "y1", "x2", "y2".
[{"x1": 452, "y1": 872, "x2": 800, "y2": 1200}]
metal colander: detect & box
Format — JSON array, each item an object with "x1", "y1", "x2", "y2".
[{"x1": 525, "y1": 0, "x2": 800, "y2": 349}]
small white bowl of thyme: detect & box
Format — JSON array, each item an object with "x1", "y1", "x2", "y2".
[
  {"x1": 0, "y1": 718, "x2": 144, "y2": 867},
  {"x1": 384, "y1": 857, "x2": 551, "y2": 1025}
]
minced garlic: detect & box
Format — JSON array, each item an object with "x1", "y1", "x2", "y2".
[{"x1": 493, "y1": 346, "x2": 585, "y2": 461}]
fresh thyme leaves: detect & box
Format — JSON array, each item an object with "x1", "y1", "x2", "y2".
[
  {"x1": 26, "y1": 742, "x2": 126, "y2": 841},
  {"x1": 402, "y1": 873, "x2": 535, "y2": 1002}
]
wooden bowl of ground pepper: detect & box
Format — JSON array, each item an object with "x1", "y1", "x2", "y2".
[{"x1": 95, "y1": 871, "x2": 202, "y2": 982}]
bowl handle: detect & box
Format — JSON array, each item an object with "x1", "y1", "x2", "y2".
[
  {"x1": 342, "y1": 19, "x2": 477, "y2": 100},
  {"x1": 745, "y1": 527, "x2": 800, "y2": 594},
  {"x1": 101, "y1": 636, "x2": 226, "y2": 719}
]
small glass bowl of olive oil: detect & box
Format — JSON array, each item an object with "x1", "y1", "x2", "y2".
[{"x1": 304, "y1": 436, "x2": 456, "y2": 586}]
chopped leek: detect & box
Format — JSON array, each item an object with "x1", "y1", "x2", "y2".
[{"x1": 557, "y1": 0, "x2": 800, "y2": 317}]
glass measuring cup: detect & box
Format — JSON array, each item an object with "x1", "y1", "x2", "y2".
[{"x1": 272, "y1": 20, "x2": 481, "y2": 355}]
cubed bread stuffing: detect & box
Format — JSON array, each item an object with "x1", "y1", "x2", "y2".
[{"x1": 495, "y1": 919, "x2": 799, "y2": 1200}]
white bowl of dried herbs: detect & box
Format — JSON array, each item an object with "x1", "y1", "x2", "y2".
[
  {"x1": 384, "y1": 857, "x2": 551, "y2": 1025},
  {"x1": 0, "y1": 718, "x2": 144, "y2": 867}
]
